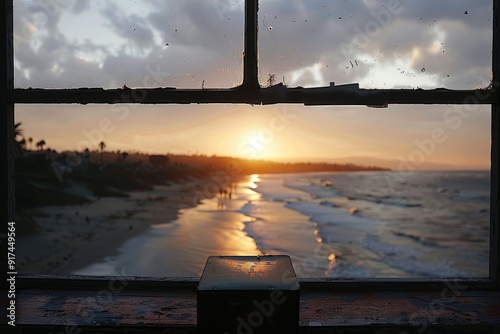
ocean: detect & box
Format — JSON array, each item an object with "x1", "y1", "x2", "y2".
[{"x1": 74, "y1": 170, "x2": 490, "y2": 279}]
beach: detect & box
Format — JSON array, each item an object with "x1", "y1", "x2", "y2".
[
  {"x1": 17, "y1": 171, "x2": 490, "y2": 279},
  {"x1": 71, "y1": 176, "x2": 264, "y2": 277},
  {"x1": 14, "y1": 152, "x2": 384, "y2": 277},
  {"x1": 16, "y1": 180, "x2": 205, "y2": 275},
  {"x1": 72, "y1": 171, "x2": 489, "y2": 279}
]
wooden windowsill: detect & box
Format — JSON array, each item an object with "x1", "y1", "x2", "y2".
[{"x1": 12, "y1": 276, "x2": 500, "y2": 333}]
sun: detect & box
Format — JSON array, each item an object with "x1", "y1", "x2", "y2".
[
  {"x1": 237, "y1": 132, "x2": 275, "y2": 160},
  {"x1": 248, "y1": 135, "x2": 264, "y2": 151}
]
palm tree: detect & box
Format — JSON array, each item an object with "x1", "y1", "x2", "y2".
[
  {"x1": 14, "y1": 122, "x2": 23, "y2": 140},
  {"x1": 36, "y1": 139, "x2": 46, "y2": 151},
  {"x1": 267, "y1": 73, "x2": 276, "y2": 87},
  {"x1": 17, "y1": 138, "x2": 26, "y2": 156},
  {"x1": 99, "y1": 141, "x2": 106, "y2": 165},
  {"x1": 14, "y1": 122, "x2": 25, "y2": 154},
  {"x1": 28, "y1": 137, "x2": 33, "y2": 150}
]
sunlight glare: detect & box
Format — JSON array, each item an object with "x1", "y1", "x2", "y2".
[
  {"x1": 248, "y1": 174, "x2": 260, "y2": 189},
  {"x1": 248, "y1": 135, "x2": 264, "y2": 151}
]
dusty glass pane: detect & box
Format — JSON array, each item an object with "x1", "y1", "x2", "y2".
[
  {"x1": 259, "y1": 0, "x2": 492, "y2": 89},
  {"x1": 15, "y1": 103, "x2": 490, "y2": 278},
  {"x1": 13, "y1": 0, "x2": 244, "y2": 89}
]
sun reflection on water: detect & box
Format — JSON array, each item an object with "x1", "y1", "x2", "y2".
[{"x1": 248, "y1": 173, "x2": 260, "y2": 189}]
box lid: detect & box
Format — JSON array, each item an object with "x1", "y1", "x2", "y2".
[{"x1": 198, "y1": 255, "x2": 300, "y2": 291}]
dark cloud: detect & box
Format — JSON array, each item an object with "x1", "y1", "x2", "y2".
[
  {"x1": 12, "y1": 1, "x2": 491, "y2": 168},
  {"x1": 257, "y1": 0, "x2": 492, "y2": 88},
  {"x1": 147, "y1": 0, "x2": 243, "y2": 50},
  {"x1": 72, "y1": 1, "x2": 90, "y2": 14},
  {"x1": 397, "y1": 0, "x2": 492, "y2": 29},
  {"x1": 13, "y1": 0, "x2": 493, "y2": 90},
  {"x1": 101, "y1": 2, "x2": 155, "y2": 49}
]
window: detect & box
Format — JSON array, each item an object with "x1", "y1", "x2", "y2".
[{"x1": 4, "y1": 0, "x2": 499, "y2": 290}]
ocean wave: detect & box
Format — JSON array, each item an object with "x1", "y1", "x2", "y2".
[
  {"x1": 362, "y1": 234, "x2": 474, "y2": 278},
  {"x1": 253, "y1": 182, "x2": 310, "y2": 202},
  {"x1": 458, "y1": 191, "x2": 490, "y2": 200},
  {"x1": 243, "y1": 219, "x2": 276, "y2": 253},
  {"x1": 237, "y1": 201, "x2": 270, "y2": 222},
  {"x1": 348, "y1": 195, "x2": 422, "y2": 208},
  {"x1": 392, "y1": 231, "x2": 448, "y2": 249},
  {"x1": 286, "y1": 201, "x2": 378, "y2": 226},
  {"x1": 363, "y1": 234, "x2": 422, "y2": 258},
  {"x1": 238, "y1": 201, "x2": 255, "y2": 216},
  {"x1": 437, "y1": 187, "x2": 490, "y2": 200},
  {"x1": 284, "y1": 181, "x2": 342, "y2": 199},
  {"x1": 248, "y1": 172, "x2": 488, "y2": 278}
]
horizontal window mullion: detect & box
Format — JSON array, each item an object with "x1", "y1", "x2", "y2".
[
  {"x1": 10, "y1": 87, "x2": 497, "y2": 106},
  {"x1": 10, "y1": 88, "x2": 262, "y2": 105},
  {"x1": 295, "y1": 87, "x2": 497, "y2": 106}
]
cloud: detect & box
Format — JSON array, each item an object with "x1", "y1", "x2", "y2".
[
  {"x1": 101, "y1": 2, "x2": 155, "y2": 50},
  {"x1": 72, "y1": 1, "x2": 90, "y2": 14},
  {"x1": 257, "y1": 0, "x2": 492, "y2": 89},
  {"x1": 12, "y1": 0, "x2": 491, "y2": 168},
  {"x1": 13, "y1": 0, "x2": 493, "y2": 90},
  {"x1": 14, "y1": 0, "x2": 246, "y2": 89}
]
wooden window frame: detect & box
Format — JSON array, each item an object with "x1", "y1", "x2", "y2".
[{"x1": 2, "y1": 0, "x2": 499, "y2": 291}]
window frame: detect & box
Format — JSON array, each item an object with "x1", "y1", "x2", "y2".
[{"x1": 2, "y1": 0, "x2": 499, "y2": 291}]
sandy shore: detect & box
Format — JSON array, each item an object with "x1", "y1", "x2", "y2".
[
  {"x1": 71, "y1": 175, "x2": 262, "y2": 277},
  {"x1": 16, "y1": 180, "x2": 205, "y2": 275}
]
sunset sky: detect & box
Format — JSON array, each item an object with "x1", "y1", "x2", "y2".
[{"x1": 14, "y1": 0, "x2": 493, "y2": 170}]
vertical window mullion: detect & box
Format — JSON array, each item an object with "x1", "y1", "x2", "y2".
[
  {"x1": 491, "y1": 0, "x2": 500, "y2": 288},
  {"x1": 242, "y1": 0, "x2": 260, "y2": 91},
  {"x1": 2, "y1": 0, "x2": 14, "y2": 242}
]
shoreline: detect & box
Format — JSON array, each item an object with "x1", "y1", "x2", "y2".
[
  {"x1": 72, "y1": 174, "x2": 262, "y2": 277},
  {"x1": 16, "y1": 179, "x2": 209, "y2": 275},
  {"x1": 16, "y1": 170, "x2": 490, "y2": 278}
]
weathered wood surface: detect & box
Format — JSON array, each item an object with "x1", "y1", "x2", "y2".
[
  {"x1": 300, "y1": 290, "x2": 500, "y2": 327},
  {"x1": 15, "y1": 287, "x2": 500, "y2": 331}
]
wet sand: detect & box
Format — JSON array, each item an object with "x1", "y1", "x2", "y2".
[
  {"x1": 16, "y1": 181, "x2": 205, "y2": 275},
  {"x1": 70, "y1": 175, "x2": 327, "y2": 278},
  {"x1": 72, "y1": 179, "x2": 262, "y2": 277}
]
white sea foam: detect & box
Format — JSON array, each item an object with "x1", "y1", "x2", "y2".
[
  {"x1": 362, "y1": 197, "x2": 422, "y2": 208},
  {"x1": 285, "y1": 180, "x2": 342, "y2": 199},
  {"x1": 74, "y1": 171, "x2": 490, "y2": 278},
  {"x1": 286, "y1": 201, "x2": 378, "y2": 226},
  {"x1": 362, "y1": 234, "x2": 478, "y2": 277}
]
